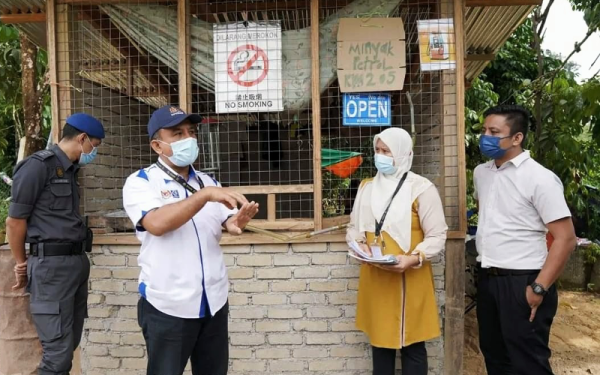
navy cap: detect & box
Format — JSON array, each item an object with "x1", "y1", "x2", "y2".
[
  {"x1": 66, "y1": 113, "x2": 105, "y2": 139},
  {"x1": 148, "y1": 105, "x2": 203, "y2": 139}
]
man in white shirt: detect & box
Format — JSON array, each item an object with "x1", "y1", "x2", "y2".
[
  {"x1": 123, "y1": 105, "x2": 259, "y2": 375},
  {"x1": 474, "y1": 105, "x2": 576, "y2": 375}
]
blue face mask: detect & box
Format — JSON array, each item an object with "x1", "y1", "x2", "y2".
[
  {"x1": 374, "y1": 154, "x2": 397, "y2": 175},
  {"x1": 161, "y1": 137, "x2": 199, "y2": 167},
  {"x1": 479, "y1": 135, "x2": 512, "y2": 159},
  {"x1": 79, "y1": 138, "x2": 98, "y2": 165}
]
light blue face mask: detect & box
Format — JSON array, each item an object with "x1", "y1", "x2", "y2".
[
  {"x1": 79, "y1": 138, "x2": 98, "y2": 165},
  {"x1": 160, "y1": 137, "x2": 199, "y2": 167},
  {"x1": 374, "y1": 154, "x2": 397, "y2": 175}
]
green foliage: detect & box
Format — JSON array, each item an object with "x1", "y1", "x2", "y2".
[
  {"x1": 465, "y1": 12, "x2": 600, "y2": 240},
  {"x1": 0, "y1": 25, "x2": 51, "y2": 176},
  {"x1": 582, "y1": 242, "x2": 600, "y2": 266}
]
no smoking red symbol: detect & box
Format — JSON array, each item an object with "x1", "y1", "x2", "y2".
[{"x1": 227, "y1": 44, "x2": 269, "y2": 87}]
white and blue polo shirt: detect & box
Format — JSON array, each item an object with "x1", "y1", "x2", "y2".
[{"x1": 122, "y1": 158, "x2": 236, "y2": 319}]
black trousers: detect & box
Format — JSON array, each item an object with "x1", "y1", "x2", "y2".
[
  {"x1": 138, "y1": 298, "x2": 229, "y2": 375},
  {"x1": 372, "y1": 342, "x2": 428, "y2": 375},
  {"x1": 27, "y1": 253, "x2": 90, "y2": 375},
  {"x1": 477, "y1": 266, "x2": 558, "y2": 375}
]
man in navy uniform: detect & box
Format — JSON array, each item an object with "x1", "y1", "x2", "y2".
[{"x1": 6, "y1": 113, "x2": 105, "y2": 375}]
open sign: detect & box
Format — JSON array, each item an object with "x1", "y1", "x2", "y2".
[{"x1": 342, "y1": 93, "x2": 391, "y2": 126}]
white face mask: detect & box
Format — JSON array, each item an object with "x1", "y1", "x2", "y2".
[{"x1": 159, "y1": 138, "x2": 199, "y2": 167}]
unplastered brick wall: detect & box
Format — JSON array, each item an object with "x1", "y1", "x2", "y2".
[
  {"x1": 81, "y1": 241, "x2": 445, "y2": 375},
  {"x1": 72, "y1": 80, "x2": 155, "y2": 219}
]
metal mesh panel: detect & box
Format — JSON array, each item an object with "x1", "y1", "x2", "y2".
[{"x1": 52, "y1": 0, "x2": 459, "y2": 233}]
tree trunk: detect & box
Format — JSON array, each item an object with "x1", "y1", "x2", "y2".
[{"x1": 20, "y1": 34, "x2": 45, "y2": 157}]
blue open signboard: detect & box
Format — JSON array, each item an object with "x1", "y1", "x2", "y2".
[{"x1": 342, "y1": 93, "x2": 391, "y2": 126}]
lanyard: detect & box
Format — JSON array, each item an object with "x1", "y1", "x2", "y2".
[
  {"x1": 156, "y1": 161, "x2": 204, "y2": 194},
  {"x1": 374, "y1": 172, "x2": 408, "y2": 238}
]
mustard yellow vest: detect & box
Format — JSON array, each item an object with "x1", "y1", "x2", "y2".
[{"x1": 355, "y1": 181, "x2": 441, "y2": 349}]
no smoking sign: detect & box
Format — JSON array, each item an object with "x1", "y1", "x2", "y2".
[
  {"x1": 214, "y1": 21, "x2": 283, "y2": 113},
  {"x1": 227, "y1": 45, "x2": 269, "y2": 87}
]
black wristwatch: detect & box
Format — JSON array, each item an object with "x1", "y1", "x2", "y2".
[{"x1": 530, "y1": 282, "x2": 548, "y2": 296}]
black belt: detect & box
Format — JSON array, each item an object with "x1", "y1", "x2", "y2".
[
  {"x1": 485, "y1": 266, "x2": 539, "y2": 277},
  {"x1": 29, "y1": 242, "x2": 85, "y2": 256}
]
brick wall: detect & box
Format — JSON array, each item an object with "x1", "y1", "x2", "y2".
[{"x1": 82, "y1": 241, "x2": 445, "y2": 375}]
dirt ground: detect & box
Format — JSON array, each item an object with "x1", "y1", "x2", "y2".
[{"x1": 464, "y1": 291, "x2": 600, "y2": 375}]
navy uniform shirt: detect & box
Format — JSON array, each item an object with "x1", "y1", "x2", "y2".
[{"x1": 8, "y1": 144, "x2": 86, "y2": 243}]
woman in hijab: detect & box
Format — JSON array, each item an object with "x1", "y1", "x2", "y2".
[{"x1": 346, "y1": 127, "x2": 448, "y2": 375}]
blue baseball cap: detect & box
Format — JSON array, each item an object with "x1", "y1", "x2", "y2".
[
  {"x1": 66, "y1": 113, "x2": 105, "y2": 139},
  {"x1": 148, "y1": 105, "x2": 203, "y2": 139}
]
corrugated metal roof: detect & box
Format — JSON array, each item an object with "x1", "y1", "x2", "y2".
[{"x1": 464, "y1": 4, "x2": 534, "y2": 81}]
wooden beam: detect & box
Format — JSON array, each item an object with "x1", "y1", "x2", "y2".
[
  {"x1": 178, "y1": 0, "x2": 191, "y2": 111},
  {"x1": 444, "y1": 1, "x2": 467, "y2": 375},
  {"x1": 93, "y1": 232, "x2": 348, "y2": 246},
  {"x1": 227, "y1": 184, "x2": 313, "y2": 195},
  {"x1": 47, "y1": 0, "x2": 60, "y2": 144},
  {"x1": 0, "y1": 13, "x2": 45, "y2": 23},
  {"x1": 465, "y1": 53, "x2": 495, "y2": 61},
  {"x1": 310, "y1": 0, "x2": 322, "y2": 231},
  {"x1": 267, "y1": 194, "x2": 276, "y2": 222},
  {"x1": 56, "y1": 4, "x2": 72, "y2": 139},
  {"x1": 79, "y1": 8, "x2": 171, "y2": 98},
  {"x1": 456, "y1": 0, "x2": 468, "y2": 248},
  {"x1": 466, "y1": 0, "x2": 542, "y2": 7}
]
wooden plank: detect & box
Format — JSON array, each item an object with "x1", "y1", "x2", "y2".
[
  {"x1": 322, "y1": 215, "x2": 350, "y2": 228},
  {"x1": 90, "y1": 228, "x2": 471, "y2": 245},
  {"x1": 310, "y1": 0, "x2": 322, "y2": 231},
  {"x1": 447, "y1": 230, "x2": 466, "y2": 239},
  {"x1": 47, "y1": 0, "x2": 60, "y2": 144},
  {"x1": 466, "y1": 0, "x2": 541, "y2": 6},
  {"x1": 455, "y1": 0, "x2": 468, "y2": 238},
  {"x1": 250, "y1": 219, "x2": 313, "y2": 231},
  {"x1": 465, "y1": 53, "x2": 495, "y2": 61},
  {"x1": 93, "y1": 232, "x2": 348, "y2": 246},
  {"x1": 79, "y1": 8, "x2": 170, "y2": 98},
  {"x1": 0, "y1": 13, "x2": 46, "y2": 23},
  {"x1": 443, "y1": 2, "x2": 466, "y2": 375},
  {"x1": 444, "y1": 238, "x2": 466, "y2": 375},
  {"x1": 178, "y1": 0, "x2": 191, "y2": 111},
  {"x1": 267, "y1": 194, "x2": 276, "y2": 222},
  {"x1": 227, "y1": 184, "x2": 313, "y2": 195},
  {"x1": 56, "y1": 4, "x2": 71, "y2": 134}
]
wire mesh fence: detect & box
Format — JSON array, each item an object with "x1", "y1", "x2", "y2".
[{"x1": 50, "y1": 0, "x2": 460, "y2": 234}]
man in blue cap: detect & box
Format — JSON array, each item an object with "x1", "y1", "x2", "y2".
[
  {"x1": 6, "y1": 113, "x2": 105, "y2": 375},
  {"x1": 123, "y1": 105, "x2": 259, "y2": 375}
]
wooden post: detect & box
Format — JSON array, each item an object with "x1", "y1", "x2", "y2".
[
  {"x1": 443, "y1": 1, "x2": 466, "y2": 375},
  {"x1": 56, "y1": 4, "x2": 72, "y2": 128},
  {"x1": 47, "y1": 0, "x2": 60, "y2": 144},
  {"x1": 178, "y1": 0, "x2": 191, "y2": 111},
  {"x1": 310, "y1": 0, "x2": 322, "y2": 231},
  {"x1": 267, "y1": 194, "x2": 276, "y2": 222},
  {"x1": 455, "y1": 0, "x2": 467, "y2": 236}
]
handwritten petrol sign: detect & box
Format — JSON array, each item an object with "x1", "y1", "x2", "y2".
[
  {"x1": 337, "y1": 18, "x2": 406, "y2": 93},
  {"x1": 343, "y1": 93, "x2": 391, "y2": 126},
  {"x1": 214, "y1": 21, "x2": 283, "y2": 113}
]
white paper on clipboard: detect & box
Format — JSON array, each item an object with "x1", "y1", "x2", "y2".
[{"x1": 348, "y1": 240, "x2": 398, "y2": 265}]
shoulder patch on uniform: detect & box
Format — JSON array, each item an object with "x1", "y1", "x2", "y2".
[
  {"x1": 136, "y1": 169, "x2": 149, "y2": 181},
  {"x1": 31, "y1": 150, "x2": 55, "y2": 161}
]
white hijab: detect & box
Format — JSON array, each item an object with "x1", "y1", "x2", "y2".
[{"x1": 355, "y1": 128, "x2": 432, "y2": 251}]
